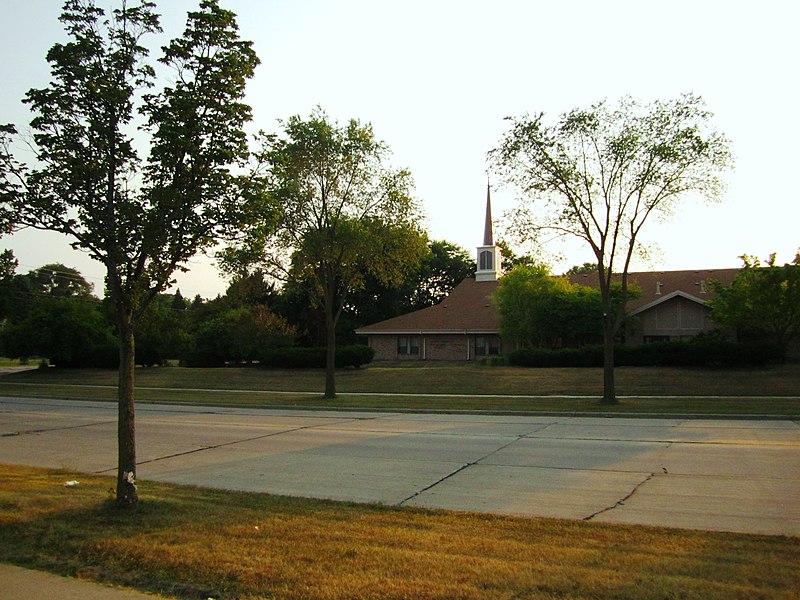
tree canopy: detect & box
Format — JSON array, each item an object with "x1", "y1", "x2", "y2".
[
  {"x1": 710, "y1": 252, "x2": 800, "y2": 360},
  {"x1": 490, "y1": 94, "x2": 732, "y2": 403},
  {"x1": 493, "y1": 264, "x2": 603, "y2": 349},
  {"x1": 225, "y1": 108, "x2": 427, "y2": 398},
  {"x1": 0, "y1": 0, "x2": 263, "y2": 507}
]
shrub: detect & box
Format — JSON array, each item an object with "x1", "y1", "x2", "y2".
[
  {"x1": 508, "y1": 346, "x2": 603, "y2": 367},
  {"x1": 508, "y1": 340, "x2": 782, "y2": 368},
  {"x1": 334, "y1": 344, "x2": 375, "y2": 368},
  {"x1": 257, "y1": 345, "x2": 375, "y2": 369}
]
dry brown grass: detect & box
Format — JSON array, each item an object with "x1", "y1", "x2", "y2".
[{"x1": 1, "y1": 464, "x2": 797, "y2": 599}]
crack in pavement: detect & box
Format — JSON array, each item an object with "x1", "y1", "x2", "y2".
[
  {"x1": 1, "y1": 420, "x2": 115, "y2": 437},
  {"x1": 581, "y1": 440, "x2": 673, "y2": 519},
  {"x1": 583, "y1": 472, "x2": 657, "y2": 521},
  {"x1": 93, "y1": 417, "x2": 369, "y2": 475},
  {"x1": 397, "y1": 429, "x2": 541, "y2": 506}
]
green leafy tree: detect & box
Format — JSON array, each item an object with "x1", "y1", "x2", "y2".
[
  {"x1": 226, "y1": 109, "x2": 427, "y2": 398},
  {"x1": 19, "y1": 263, "x2": 94, "y2": 298},
  {"x1": 296, "y1": 239, "x2": 471, "y2": 345},
  {"x1": 1, "y1": 295, "x2": 117, "y2": 367},
  {"x1": 0, "y1": 0, "x2": 263, "y2": 507},
  {"x1": 409, "y1": 240, "x2": 474, "y2": 310},
  {"x1": 491, "y1": 94, "x2": 732, "y2": 404},
  {"x1": 497, "y1": 240, "x2": 538, "y2": 271},
  {"x1": 566, "y1": 262, "x2": 598, "y2": 276},
  {"x1": 709, "y1": 252, "x2": 800, "y2": 360},
  {"x1": 0, "y1": 250, "x2": 19, "y2": 321},
  {"x1": 133, "y1": 292, "x2": 192, "y2": 366},
  {"x1": 494, "y1": 264, "x2": 604, "y2": 349},
  {"x1": 184, "y1": 304, "x2": 295, "y2": 367},
  {"x1": 221, "y1": 270, "x2": 281, "y2": 310}
]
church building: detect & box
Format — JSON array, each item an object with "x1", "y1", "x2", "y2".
[
  {"x1": 356, "y1": 185, "x2": 740, "y2": 361},
  {"x1": 355, "y1": 184, "x2": 506, "y2": 361}
]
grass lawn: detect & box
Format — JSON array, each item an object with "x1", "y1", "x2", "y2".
[
  {"x1": 1, "y1": 363, "x2": 799, "y2": 415},
  {"x1": 1, "y1": 464, "x2": 797, "y2": 600}
]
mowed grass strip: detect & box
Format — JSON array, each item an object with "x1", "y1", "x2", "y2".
[
  {"x1": 2, "y1": 364, "x2": 800, "y2": 415},
  {"x1": 1, "y1": 465, "x2": 797, "y2": 600}
]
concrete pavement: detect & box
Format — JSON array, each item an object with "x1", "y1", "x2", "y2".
[
  {"x1": 0, "y1": 564, "x2": 162, "y2": 599},
  {"x1": 1, "y1": 396, "x2": 799, "y2": 536}
]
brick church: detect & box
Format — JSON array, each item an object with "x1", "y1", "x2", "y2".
[{"x1": 356, "y1": 186, "x2": 737, "y2": 361}]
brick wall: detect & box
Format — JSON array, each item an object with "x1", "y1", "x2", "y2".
[{"x1": 365, "y1": 334, "x2": 515, "y2": 361}]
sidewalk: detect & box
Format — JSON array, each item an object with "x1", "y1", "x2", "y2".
[{"x1": 0, "y1": 564, "x2": 164, "y2": 599}]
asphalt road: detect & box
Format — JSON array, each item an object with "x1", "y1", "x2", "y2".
[{"x1": 1, "y1": 396, "x2": 798, "y2": 536}]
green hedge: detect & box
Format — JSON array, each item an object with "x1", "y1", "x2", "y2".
[
  {"x1": 257, "y1": 345, "x2": 375, "y2": 369},
  {"x1": 508, "y1": 340, "x2": 782, "y2": 368}
]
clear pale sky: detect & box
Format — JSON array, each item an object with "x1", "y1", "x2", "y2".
[{"x1": 1, "y1": 0, "x2": 798, "y2": 298}]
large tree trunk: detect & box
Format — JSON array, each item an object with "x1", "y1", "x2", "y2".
[
  {"x1": 116, "y1": 310, "x2": 138, "y2": 508},
  {"x1": 601, "y1": 321, "x2": 617, "y2": 405},
  {"x1": 324, "y1": 283, "x2": 337, "y2": 399}
]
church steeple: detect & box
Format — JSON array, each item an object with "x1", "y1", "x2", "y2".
[
  {"x1": 476, "y1": 181, "x2": 502, "y2": 282},
  {"x1": 483, "y1": 181, "x2": 494, "y2": 246}
]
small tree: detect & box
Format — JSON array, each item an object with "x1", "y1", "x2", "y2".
[
  {"x1": 0, "y1": 0, "x2": 264, "y2": 506},
  {"x1": 491, "y1": 94, "x2": 732, "y2": 403},
  {"x1": 226, "y1": 109, "x2": 427, "y2": 398},
  {"x1": 184, "y1": 305, "x2": 295, "y2": 367},
  {"x1": 709, "y1": 252, "x2": 800, "y2": 361},
  {"x1": 494, "y1": 264, "x2": 603, "y2": 349}
]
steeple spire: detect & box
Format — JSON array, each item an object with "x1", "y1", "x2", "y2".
[
  {"x1": 476, "y1": 180, "x2": 502, "y2": 282},
  {"x1": 483, "y1": 180, "x2": 494, "y2": 246}
]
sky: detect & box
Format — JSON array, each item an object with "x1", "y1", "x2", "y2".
[{"x1": 1, "y1": 0, "x2": 798, "y2": 299}]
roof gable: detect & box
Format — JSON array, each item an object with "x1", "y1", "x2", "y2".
[{"x1": 628, "y1": 289, "x2": 707, "y2": 316}]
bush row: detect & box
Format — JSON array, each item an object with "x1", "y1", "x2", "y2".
[
  {"x1": 258, "y1": 345, "x2": 375, "y2": 369},
  {"x1": 508, "y1": 340, "x2": 783, "y2": 368}
]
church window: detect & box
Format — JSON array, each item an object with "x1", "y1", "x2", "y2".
[
  {"x1": 397, "y1": 335, "x2": 420, "y2": 355},
  {"x1": 475, "y1": 335, "x2": 500, "y2": 356}
]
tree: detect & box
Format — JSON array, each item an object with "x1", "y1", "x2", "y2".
[
  {"x1": 496, "y1": 240, "x2": 538, "y2": 271},
  {"x1": 184, "y1": 304, "x2": 295, "y2": 367},
  {"x1": 490, "y1": 94, "x2": 732, "y2": 404},
  {"x1": 133, "y1": 292, "x2": 191, "y2": 366},
  {"x1": 226, "y1": 109, "x2": 427, "y2": 398},
  {"x1": 709, "y1": 252, "x2": 800, "y2": 361},
  {"x1": 19, "y1": 263, "x2": 94, "y2": 298},
  {"x1": 565, "y1": 262, "x2": 597, "y2": 276},
  {"x1": 2, "y1": 295, "x2": 117, "y2": 367},
  {"x1": 409, "y1": 240, "x2": 474, "y2": 310},
  {"x1": 0, "y1": 250, "x2": 19, "y2": 321},
  {"x1": 292, "y1": 239, "x2": 470, "y2": 345},
  {"x1": 493, "y1": 264, "x2": 604, "y2": 349},
  {"x1": 0, "y1": 0, "x2": 263, "y2": 506}
]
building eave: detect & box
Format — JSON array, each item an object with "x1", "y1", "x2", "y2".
[{"x1": 355, "y1": 328, "x2": 500, "y2": 336}]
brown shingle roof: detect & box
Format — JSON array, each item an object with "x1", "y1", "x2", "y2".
[
  {"x1": 568, "y1": 268, "x2": 740, "y2": 312},
  {"x1": 357, "y1": 268, "x2": 741, "y2": 336},
  {"x1": 355, "y1": 277, "x2": 500, "y2": 334}
]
